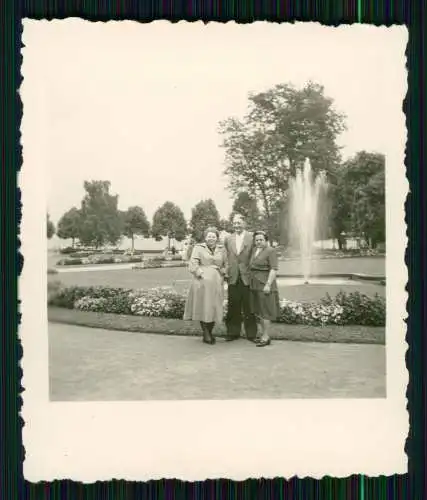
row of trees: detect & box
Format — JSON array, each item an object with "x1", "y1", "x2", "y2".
[
  {"x1": 48, "y1": 81, "x2": 385, "y2": 251},
  {"x1": 218, "y1": 81, "x2": 386, "y2": 249},
  {"x1": 47, "y1": 180, "x2": 254, "y2": 252},
  {"x1": 48, "y1": 149, "x2": 385, "y2": 252}
]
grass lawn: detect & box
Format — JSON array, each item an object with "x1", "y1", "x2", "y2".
[
  {"x1": 48, "y1": 307, "x2": 385, "y2": 344},
  {"x1": 48, "y1": 258, "x2": 385, "y2": 302},
  {"x1": 279, "y1": 257, "x2": 385, "y2": 276}
]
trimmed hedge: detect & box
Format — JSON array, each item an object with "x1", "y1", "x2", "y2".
[{"x1": 47, "y1": 283, "x2": 386, "y2": 326}]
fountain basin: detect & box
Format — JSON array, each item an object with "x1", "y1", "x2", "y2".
[{"x1": 276, "y1": 274, "x2": 385, "y2": 287}]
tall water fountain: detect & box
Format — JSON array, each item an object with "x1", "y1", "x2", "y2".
[{"x1": 288, "y1": 158, "x2": 328, "y2": 284}]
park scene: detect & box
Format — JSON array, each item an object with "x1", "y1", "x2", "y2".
[{"x1": 46, "y1": 79, "x2": 387, "y2": 401}]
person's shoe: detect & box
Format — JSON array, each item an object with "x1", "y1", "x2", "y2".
[
  {"x1": 225, "y1": 336, "x2": 239, "y2": 342},
  {"x1": 256, "y1": 337, "x2": 271, "y2": 347},
  {"x1": 201, "y1": 322, "x2": 214, "y2": 345},
  {"x1": 207, "y1": 324, "x2": 216, "y2": 344}
]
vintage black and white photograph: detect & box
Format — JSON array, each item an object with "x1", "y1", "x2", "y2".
[{"x1": 21, "y1": 20, "x2": 408, "y2": 480}]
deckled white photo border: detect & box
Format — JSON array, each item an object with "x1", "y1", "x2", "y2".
[{"x1": 19, "y1": 20, "x2": 408, "y2": 481}]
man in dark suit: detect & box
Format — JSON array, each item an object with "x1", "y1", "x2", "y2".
[{"x1": 223, "y1": 214, "x2": 257, "y2": 342}]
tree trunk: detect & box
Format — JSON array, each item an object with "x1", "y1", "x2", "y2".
[
  {"x1": 131, "y1": 234, "x2": 135, "y2": 255},
  {"x1": 258, "y1": 186, "x2": 270, "y2": 219},
  {"x1": 72, "y1": 238, "x2": 75, "y2": 248}
]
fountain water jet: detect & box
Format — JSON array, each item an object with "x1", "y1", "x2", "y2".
[{"x1": 288, "y1": 158, "x2": 327, "y2": 284}]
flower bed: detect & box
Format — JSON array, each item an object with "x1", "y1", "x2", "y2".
[
  {"x1": 57, "y1": 253, "x2": 184, "y2": 267},
  {"x1": 59, "y1": 246, "x2": 147, "y2": 256},
  {"x1": 48, "y1": 284, "x2": 385, "y2": 326},
  {"x1": 57, "y1": 255, "x2": 143, "y2": 266},
  {"x1": 279, "y1": 291, "x2": 385, "y2": 326},
  {"x1": 133, "y1": 255, "x2": 186, "y2": 270}
]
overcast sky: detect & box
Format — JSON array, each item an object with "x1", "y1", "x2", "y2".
[{"x1": 23, "y1": 21, "x2": 406, "y2": 225}]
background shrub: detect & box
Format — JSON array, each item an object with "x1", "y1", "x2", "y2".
[
  {"x1": 96, "y1": 257, "x2": 115, "y2": 264},
  {"x1": 128, "y1": 256, "x2": 143, "y2": 263},
  {"x1": 151, "y1": 256, "x2": 165, "y2": 262},
  {"x1": 59, "y1": 247, "x2": 76, "y2": 254},
  {"x1": 57, "y1": 258, "x2": 83, "y2": 266},
  {"x1": 47, "y1": 280, "x2": 62, "y2": 302},
  {"x1": 68, "y1": 251, "x2": 92, "y2": 258}
]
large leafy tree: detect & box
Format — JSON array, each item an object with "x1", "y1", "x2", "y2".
[
  {"x1": 121, "y1": 206, "x2": 150, "y2": 254},
  {"x1": 362, "y1": 169, "x2": 385, "y2": 248},
  {"x1": 46, "y1": 213, "x2": 55, "y2": 239},
  {"x1": 329, "y1": 151, "x2": 385, "y2": 249},
  {"x1": 260, "y1": 198, "x2": 290, "y2": 245},
  {"x1": 328, "y1": 167, "x2": 352, "y2": 249},
  {"x1": 78, "y1": 180, "x2": 122, "y2": 248},
  {"x1": 151, "y1": 201, "x2": 187, "y2": 249},
  {"x1": 57, "y1": 207, "x2": 82, "y2": 248},
  {"x1": 189, "y1": 199, "x2": 221, "y2": 242},
  {"x1": 230, "y1": 191, "x2": 261, "y2": 231},
  {"x1": 219, "y1": 81, "x2": 346, "y2": 219},
  {"x1": 219, "y1": 217, "x2": 234, "y2": 234},
  {"x1": 345, "y1": 152, "x2": 385, "y2": 248}
]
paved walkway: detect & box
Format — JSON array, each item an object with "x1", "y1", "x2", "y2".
[
  {"x1": 56, "y1": 263, "x2": 136, "y2": 273},
  {"x1": 49, "y1": 323, "x2": 386, "y2": 401}
]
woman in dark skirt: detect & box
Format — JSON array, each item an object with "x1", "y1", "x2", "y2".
[{"x1": 249, "y1": 230, "x2": 280, "y2": 347}]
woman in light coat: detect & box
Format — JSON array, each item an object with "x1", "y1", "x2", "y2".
[{"x1": 183, "y1": 227, "x2": 228, "y2": 344}]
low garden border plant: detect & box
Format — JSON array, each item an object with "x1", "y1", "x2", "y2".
[
  {"x1": 48, "y1": 283, "x2": 386, "y2": 327},
  {"x1": 56, "y1": 252, "x2": 184, "y2": 267},
  {"x1": 57, "y1": 255, "x2": 144, "y2": 266}
]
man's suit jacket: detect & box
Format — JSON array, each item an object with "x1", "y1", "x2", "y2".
[{"x1": 224, "y1": 231, "x2": 254, "y2": 286}]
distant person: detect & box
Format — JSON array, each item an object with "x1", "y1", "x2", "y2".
[
  {"x1": 249, "y1": 230, "x2": 280, "y2": 347},
  {"x1": 223, "y1": 214, "x2": 257, "y2": 342},
  {"x1": 183, "y1": 227, "x2": 228, "y2": 345}
]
